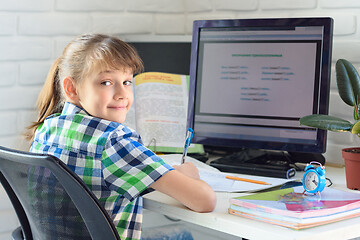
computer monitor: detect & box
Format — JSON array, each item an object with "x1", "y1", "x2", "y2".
[{"x1": 187, "y1": 17, "x2": 333, "y2": 174}]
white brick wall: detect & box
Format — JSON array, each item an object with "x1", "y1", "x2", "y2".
[
  {"x1": 19, "y1": 14, "x2": 91, "y2": 36},
  {"x1": 0, "y1": 0, "x2": 359, "y2": 238},
  {"x1": 56, "y1": 0, "x2": 126, "y2": 12},
  {"x1": 260, "y1": 0, "x2": 317, "y2": 10}
]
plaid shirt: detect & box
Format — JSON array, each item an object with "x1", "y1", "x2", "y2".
[{"x1": 30, "y1": 102, "x2": 174, "y2": 240}]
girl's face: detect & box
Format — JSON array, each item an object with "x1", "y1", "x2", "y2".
[{"x1": 76, "y1": 69, "x2": 134, "y2": 123}]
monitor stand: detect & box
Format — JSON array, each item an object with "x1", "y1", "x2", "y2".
[{"x1": 209, "y1": 148, "x2": 325, "y2": 179}]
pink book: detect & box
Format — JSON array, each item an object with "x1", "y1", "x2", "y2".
[{"x1": 230, "y1": 186, "x2": 360, "y2": 219}]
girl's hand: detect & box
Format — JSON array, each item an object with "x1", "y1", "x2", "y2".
[
  {"x1": 151, "y1": 161, "x2": 216, "y2": 212},
  {"x1": 172, "y1": 162, "x2": 200, "y2": 180}
]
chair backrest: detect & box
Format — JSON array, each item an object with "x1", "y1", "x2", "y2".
[{"x1": 0, "y1": 146, "x2": 120, "y2": 240}]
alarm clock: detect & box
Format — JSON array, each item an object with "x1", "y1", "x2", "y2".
[{"x1": 302, "y1": 161, "x2": 326, "y2": 194}]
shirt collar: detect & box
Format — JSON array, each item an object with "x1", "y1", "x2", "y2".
[{"x1": 61, "y1": 102, "x2": 89, "y2": 116}]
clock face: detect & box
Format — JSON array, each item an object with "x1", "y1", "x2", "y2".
[{"x1": 304, "y1": 171, "x2": 319, "y2": 191}]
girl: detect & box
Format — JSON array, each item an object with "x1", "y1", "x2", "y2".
[{"x1": 27, "y1": 33, "x2": 216, "y2": 240}]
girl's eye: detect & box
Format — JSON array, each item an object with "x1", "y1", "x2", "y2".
[
  {"x1": 124, "y1": 80, "x2": 132, "y2": 86},
  {"x1": 101, "y1": 80, "x2": 111, "y2": 86}
]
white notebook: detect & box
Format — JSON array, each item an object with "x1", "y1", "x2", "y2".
[{"x1": 160, "y1": 154, "x2": 293, "y2": 192}]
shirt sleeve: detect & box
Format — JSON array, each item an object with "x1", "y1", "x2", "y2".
[{"x1": 101, "y1": 129, "x2": 174, "y2": 202}]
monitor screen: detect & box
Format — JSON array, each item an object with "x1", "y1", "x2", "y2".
[{"x1": 187, "y1": 18, "x2": 333, "y2": 155}]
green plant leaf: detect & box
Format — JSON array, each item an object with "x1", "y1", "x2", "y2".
[
  {"x1": 299, "y1": 114, "x2": 352, "y2": 132},
  {"x1": 336, "y1": 59, "x2": 360, "y2": 107},
  {"x1": 355, "y1": 102, "x2": 360, "y2": 121},
  {"x1": 351, "y1": 121, "x2": 360, "y2": 134}
]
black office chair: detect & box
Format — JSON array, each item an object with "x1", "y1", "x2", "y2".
[{"x1": 0, "y1": 145, "x2": 120, "y2": 240}]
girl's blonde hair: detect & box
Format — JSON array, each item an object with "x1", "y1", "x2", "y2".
[{"x1": 26, "y1": 33, "x2": 143, "y2": 140}]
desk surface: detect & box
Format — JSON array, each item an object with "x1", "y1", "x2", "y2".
[{"x1": 143, "y1": 166, "x2": 360, "y2": 240}]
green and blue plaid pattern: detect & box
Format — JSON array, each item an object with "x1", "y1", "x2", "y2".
[{"x1": 30, "y1": 102, "x2": 173, "y2": 240}]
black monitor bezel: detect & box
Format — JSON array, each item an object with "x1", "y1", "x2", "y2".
[{"x1": 187, "y1": 17, "x2": 333, "y2": 153}]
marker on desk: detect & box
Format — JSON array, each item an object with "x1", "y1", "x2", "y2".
[
  {"x1": 225, "y1": 175, "x2": 271, "y2": 185},
  {"x1": 181, "y1": 128, "x2": 194, "y2": 164}
]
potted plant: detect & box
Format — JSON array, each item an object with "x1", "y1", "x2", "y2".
[{"x1": 300, "y1": 59, "x2": 360, "y2": 190}]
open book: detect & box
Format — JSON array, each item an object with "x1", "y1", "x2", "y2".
[{"x1": 123, "y1": 72, "x2": 204, "y2": 154}]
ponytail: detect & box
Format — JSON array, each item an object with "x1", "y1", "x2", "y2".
[{"x1": 25, "y1": 58, "x2": 63, "y2": 141}]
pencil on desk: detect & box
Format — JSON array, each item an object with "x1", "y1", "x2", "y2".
[{"x1": 225, "y1": 175, "x2": 271, "y2": 185}]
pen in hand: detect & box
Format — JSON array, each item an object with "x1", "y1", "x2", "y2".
[{"x1": 181, "y1": 128, "x2": 194, "y2": 164}]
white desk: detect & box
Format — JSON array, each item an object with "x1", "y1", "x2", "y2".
[{"x1": 143, "y1": 166, "x2": 360, "y2": 240}]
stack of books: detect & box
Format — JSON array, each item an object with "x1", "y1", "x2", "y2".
[{"x1": 229, "y1": 186, "x2": 360, "y2": 229}]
